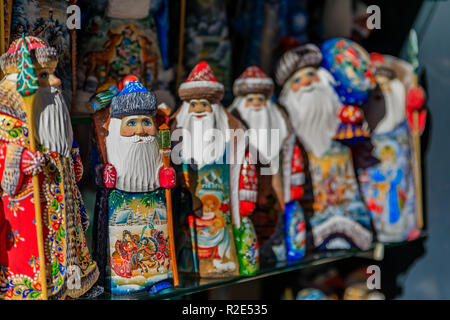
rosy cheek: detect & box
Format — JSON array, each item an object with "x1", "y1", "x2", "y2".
[
  {"x1": 291, "y1": 81, "x2": 302, "y2": 92},
  {"x1": 144, "y1": 126, "x2": 156, "y2": 136},
  {"x1": 120, "y1": 126, "x2": 135, "y2": 137}
]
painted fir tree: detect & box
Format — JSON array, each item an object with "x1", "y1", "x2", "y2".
[{"x1": 17, "y1": 34, "x2": 39, "y2": 98}]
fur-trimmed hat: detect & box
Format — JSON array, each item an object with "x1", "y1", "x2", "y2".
[
  {"x1": 275, "y1": 44, "x2": 322, "y2": 86},
  {"x1": 0, "y1": 36, "x2": 58, "y2": 75},
  {"x1": 370, "y1": 52, "x2": 396, "y2": 80},
  {"x1": 110, "y1": 81, "x2": 157, "y2": 118},
  {"x1": 233, "y1": 66, "x2": 274, "y2": 97},
  {"x1": 178, "y1": 61, "x2": 224, "y2": 103}
]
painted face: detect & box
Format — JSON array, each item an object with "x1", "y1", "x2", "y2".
[
  {"x1": 120, "y1": 115, "x2": 157, "y2": 137},
  {"x1": 188, "y1": 99, "x2": 212, "y2": 117},
  {"x1": 36, "y1": 68, "x2": 61, "y2": 87},
  {"x1": 290, "y1": 67, "x2": 320, "y2": 92},
  {"x1": 245, "y1": 93, "x2": 266, "y2": 110}
]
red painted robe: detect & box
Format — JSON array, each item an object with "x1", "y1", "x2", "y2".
[{"x1": 0, "y1": 112, "x2": 98, "y2": 300}]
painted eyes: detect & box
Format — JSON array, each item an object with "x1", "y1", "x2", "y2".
[
  {"x1": 127, "y1": 119, "x2": 152, "y2": 127},
  {"x1": 40, "y1": 72, "x2": 49, "y2": 79},
  {"x1": 247, "y1": 97, "x2": 265, "y2": 103}
]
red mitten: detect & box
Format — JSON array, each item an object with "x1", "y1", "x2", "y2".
[
  {"x1": 290, "y1": 185, "x2": 304, "y2": 201},
  {"x1": 159, "y1": 167, "x2": 176, "y2": 189},
  {"x1": 103, "y1": 164, "x2": 117, "y2": 189},
  {"x1": 21, "y1": 149, "x2": 45, "y2": 176},
  {"x1": 406, "y1": 86, "x2": 426, "y2": 112},
  {"x1": 240, "y1": 200, "x2": 256, "y2": 217}
]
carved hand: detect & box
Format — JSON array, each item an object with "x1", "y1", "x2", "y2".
[{"x1": 159, "y1": 167, "x2": 176, "y2": 189}]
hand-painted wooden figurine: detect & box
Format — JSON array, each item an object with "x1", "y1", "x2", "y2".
[
  {"x1": 0, "y1": 36, "x2": 99, "y2": 299},
  {"x1": 92, "y1": 79, "x2": 176, "y2": 294},
  {"x1": 171, "y1": 62, "x2": 258, "y2": 278},
  {"x1": 229, "y1": 66, "x2": 310, "y2": 263},
  {"x1": 276, "y1": 43, "x2": 373, "y2": 251},
  {"x1": 357, "y1": 53, "x2": 424, "y2": 242}
]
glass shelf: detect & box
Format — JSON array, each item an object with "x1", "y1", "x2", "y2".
[{"x1": 88, "y1": 232, "x2": 427, "y2": 300}]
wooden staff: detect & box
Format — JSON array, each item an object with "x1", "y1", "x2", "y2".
[
  {"x1": 1, "y1": 0, "x2": 5, "y2": 54},
  {"x1": 407, "y1": 29, "x2": 424, "y2": 230},
  {"x1": 158, "y1": 123, "x2": 179, "y2": 286},
  {"x1": 412, "y1": 75, "x2": 423, "y2": 229},
  {"x1": 17, "y1": 34, "x2": 47, "y2": 299}
]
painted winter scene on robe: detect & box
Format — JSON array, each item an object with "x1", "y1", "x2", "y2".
[{"x1": 107, "y1": 189, "x2": 172, "y2": 295}]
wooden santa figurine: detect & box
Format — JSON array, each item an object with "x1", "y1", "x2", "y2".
[
  {"x1": 276, "y1": 43, "x2": 374, "y2": 251},
  {"x1": 229, "y1": 66, "x2": 310, "y2": 263},
  {"x1": 357, "y1": 52, "x2": 425, "y2": 242},
  {"x1": 171, "y1": 61, "x2": 258, "y2": 277},
  {"x1": 92, "y1": 79, "x2": 176, "y2": 294},
  {"x1": 0, "y1": 35, "x2": 98, "y2": 299}
]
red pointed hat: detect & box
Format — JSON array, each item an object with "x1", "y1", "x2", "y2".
[
  {"x1": 178, "y1": 61, "x2": 224, "y2": 103},
  {"x1": 233, "y1": 66, "x2": 274, "y2": 97}
]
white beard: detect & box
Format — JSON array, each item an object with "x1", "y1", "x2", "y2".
[
  {"x1": 34, "y1": 86, "x2": 73, "y2": 158},
  {"x1": 374, "y1": 79, "x2": 406, "y2": 134},
  {"x1": 279, "y1": 69, "x2": 341, "y2": 157},
  {"x1": 106, "y1": 118, "x2": 163, "y2": 192},
  {"x1": 176, "y1": 102, "x2": 229, "y2": 168},
  {"x1": 229, "y1": 96, "x2": 288, "y2": 163}
]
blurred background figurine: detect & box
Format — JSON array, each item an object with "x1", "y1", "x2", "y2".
[
  {"x1": 358, "y1": 53, "x2": 424, "y2": 242},
  {"x1": 229, "y1": 66, "x2": 309, "y2": 264},
  {"x1": 0, "y1": 35, "x2": 98, "y2": 299}
]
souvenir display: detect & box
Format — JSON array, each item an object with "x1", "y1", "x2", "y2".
[
  {"x1": 229, "y1": 66, "x2": 309, "y2": 263},
  {"x1": 0, "y1": 35, "x2": 98, "y2": 299},
  {"x1": 276, "y1": 44, "x2": 373, "y2": 251},
  {"x1": 171, "y1": 61, "x2": 258, "y2": 277},
  {"x1": 357, "y1": 53, "x2": 424, "y2": 242},
  {"x1": 91, "y1": 79, "x2": 176, "y2": 294},
  {"x1": 8, "y1": 0, "x2": 74, "y2": 103}
]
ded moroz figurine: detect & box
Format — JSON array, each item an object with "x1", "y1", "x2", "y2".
[
  {"x1": 92, "y1": 79, "x2": 176, "y2": 294},
  {"x1": 276, "y1": 42, "x2": 374, "y2": 251},
  {"x1": 357, "y1": 52, "x2": 425, "y2": 242},
  {"x1": 229, "y1": 66, "x2": 310, "y2": 263},
  {"x1": 0, "y1": 35, "x2": 99, "y2": 299},
  {"x1": 171, "y1": 61, "x2": 258, "y2": 277}
]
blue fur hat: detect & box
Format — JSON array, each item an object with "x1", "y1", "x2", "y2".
[{"x1": 110, "y1": 81, "x2": 157, "y2": 118}]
